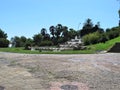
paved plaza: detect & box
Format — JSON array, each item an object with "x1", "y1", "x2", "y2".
[{"x1": 0, "y1": 52, "x2": 120, "y2": 90}]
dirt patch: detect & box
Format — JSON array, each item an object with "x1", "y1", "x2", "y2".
[
  {"x1": 0, "y1": 86, "x2": 5, "y2": 90},
  {"x1": 50, "y1": 82, "x2": 89, "y2": 90}
]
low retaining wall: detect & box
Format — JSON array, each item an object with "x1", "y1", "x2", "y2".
[
  {"x1": 108, "y1": 42, "x2": 120, "y2": 53},
  {"x1": 30, "y1": 47, "x2": 73, "y2": 51}
]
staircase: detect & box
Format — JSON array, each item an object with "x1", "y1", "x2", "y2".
[{"x1": 108, "y1": 42, "x2": 120, "y2": 53}]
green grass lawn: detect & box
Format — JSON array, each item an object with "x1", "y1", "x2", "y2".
[
  {"x1": 0, "y1": 36, "x2": 120, "y2": 54},
  {"x1": 0, "y1": 47, "x2": 94, "y2": 54},
  {"x1": 89, "y1": 36, "x2": 120, "y2": 51}
]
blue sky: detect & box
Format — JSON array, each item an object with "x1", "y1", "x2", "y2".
[{"x1": 0, "y1": 0, "x2": 119, "y2": 40}]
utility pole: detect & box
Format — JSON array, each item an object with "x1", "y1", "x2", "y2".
[
  {"x1": 117, "y1": 0, "x2": 120, "y2": 26},
  {"x1": 78, "y1": 23, "x2": 81, "y2": 38}
]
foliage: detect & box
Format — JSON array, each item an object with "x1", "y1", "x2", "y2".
[
  {"x1": 20, "y1": 36, "x2": 27, "y2": 46},
  {"x1": 1, "y1": 36, "x2": 120, "y2": 54},
  {"x1": 80, "y1": 19, "x2": 104, "y2": 37},
  {"x1": 49, "y1": 26, "x2": 55, "y2": 38},
  {"x1": 99, "y1": 33, "x2": 108, "y2": 43},
  {"x1": 68, "y1": 28, "x2": 78, "y2": 40},
  {"x1": 33, "y1": 34, "x2": 42, "y2": 46},
  {"x1": 24, "y1": 38, "x2": 33, "y2": 50},
  {"x1": 40, "y1": 40, "x2": 52, "y2": 46},
  {"x1": 11, "y1": 36, "x2": 33, "y2": 48},
  {"x1": 0, "y1": 29, "x2": 7, "y2": 38},
  {"x1": 83, "y1": 26, "x2": 120, "y2": 46},
  {"x1": 2, "y1": 18, "x2": 120, "y2": 48},
  {"x1": 89, "y1": 36, "x2": 120, "y2": 51},
  {"x1": 0, "y1": 38, "x2": 9, "y2": 47},
  {"x1": 106, "y1": 27, "x2": 120, "y2": 40},
  {"x1": 83, "y1": 32, "x2": 101, "y2": 45},
  {"x1": 11, "y1": 36, "x2": 21, "y2": 47},
  {"x1": 41, "y1": 28, "x2": 47, "y2": 37},
  {"x1": 0, "y1": 29, "x2": 9, "y2": 47}
]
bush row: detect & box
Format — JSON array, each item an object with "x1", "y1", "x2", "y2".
[{"x1": 83, "y1": 27, "x2": 120, "y2": 45}]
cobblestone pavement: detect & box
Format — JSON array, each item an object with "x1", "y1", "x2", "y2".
[{"x1": 0, "y1": 52, "x2": 120, "y2": 90}]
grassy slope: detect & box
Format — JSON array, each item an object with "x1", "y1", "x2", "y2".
[
  {"x1": 0, "y1": 36, "x2": 120, "y2": 54},
  {"x1": 89, "y1": 36, "x2": 120, "y2": 51}
]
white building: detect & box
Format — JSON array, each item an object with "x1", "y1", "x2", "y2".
[
  {"x1": 60, "y1": 36, "x2": 83, "y2": 48},
  {"x1": 67, "y1": 36, "x2": 82, "y2": 45}
]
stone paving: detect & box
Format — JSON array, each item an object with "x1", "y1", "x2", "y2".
[{"x1": 0, "y1": 52, "x2": 120, "y2": 90}]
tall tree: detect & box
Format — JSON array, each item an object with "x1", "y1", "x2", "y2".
[
  {"x1": 83, "y1": 18, "x2": 93, "y2": 29},
  {"x1": 49, "y1": 26, "x2": 55, "y2": 38},
  {"x1": 0, "y1": 29, "x2": 9, "y2": 47},
  {"x1": 92, "y1": 22, "x2": 104, "y2": 34},
  {"x1": 11, "y1": 36, "x2": 21, "y2": 47},
  {"x1": 33, "y1": 33, "x2": 42, "y2": 46},
  {"x1": 44, "y1": 34, "x2": 50, "y2": 40},
  {"x1": 80, "y1": 18, "x2": 93, "y2": 37},
  {"x1": 62, "y1": 26, "x2": 68, "y2": 37},
  {"x1": 55, "y1": 24, "x2": 63, "y2": 39},
  {"x1": 41, "y1": 28, "x2": 47, "y2": 37},
  {"x1": 62, "y1": 26, "x2": 68, "y2": 42},
  {"x1": 20, "y1": 36, "x2": 27, "y2": 47},
  {"x1": 0, "y1": 29, "x2": 7, "y2": 38}
]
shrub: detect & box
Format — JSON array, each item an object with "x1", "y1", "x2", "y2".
[
  {"x1": 106, "y1": 27, "x2": 120, "y2": 40},
  {"x1": 83, "y1": 32, "x2": 101, "y2": 45},
  {"x1": 99, "y1": 33, "x2": 108, "y2": 43},
  {"x1": 40, "y1": 40, "x2": 52, "y2": 46},
  {"x1": 82, "y1": 34, "x2": 90, "y2": 45}
]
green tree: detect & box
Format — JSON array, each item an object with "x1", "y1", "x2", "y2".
[
  {"x1": 68, "y1": 28, "x2": 78, "y2": 40},
  {"x1": 80, "y1": 19, "x2": 104, "y2": 37},
  {"x1": 33, "y1": 33, "x2": 42, "y2": 46},
  {"x1": 49, "y1": 26, "x2": 55, "y2": 38},
  {"x1": 83, "y1": 32, "x2": 101, "y2": 45},
  {"x1": 41, "y1": 28, "x2": 47, "y2": 37},
  {"x1": 11, "y1": 36, "x2": 21, "y2": 47},
  {"x1": 24, "y1": 38, "x2": 33, "y2": 50},
  {"x1": 55, "y1": 24, "x2": 63, "y2": 39},
  {"x1": 80, "y1": 18, "x2": 93, "y2": 37},
  {"x1": 11, "y1": 36, "x2": 29, "y2": 47},
  {"x1": 20, "y1": 36, "x2": 27, "y2": 47},
  {"x1": 40, "y1": 40, "x2": 52, "y2": 46},
  {"x1": 0, "y1": 29, "x2": 9, "y2": 47},
  {"x1": 0, "y1": 29, "x2": 7, "y2": 38},
  {"x1": 49, "y1": 25, "x2": 56, "y2": 45},
  {"x1": 92, "y1": 22, "x2": 104, "y2": 33},
  {"x1": 106, "y1": 27, "x2": 120, "y2": 40},
  {"x1": 44, "y1": 34, "x2": 50, "y2": 40},
  {"x1": 0, "y1": 38, "x2": 9, "y2": 47},
  {"x1": 62, "y1": 26, "x2": 68, "y2": 42}
]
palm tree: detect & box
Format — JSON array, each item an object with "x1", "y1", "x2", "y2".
[
  {"x1": 49, "y1": 26, "x2": 55, "y2": 38},
  {"x1": 41, "y1": 28, "x2": 47, "y2": 37},
  {"x1": 55, "y1": 24, "x2": 63, "y2": 39}
]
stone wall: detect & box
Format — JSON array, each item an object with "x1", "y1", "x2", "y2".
[{"x1": 108, "y1": 42, "x2": 120, "y2": 53}]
